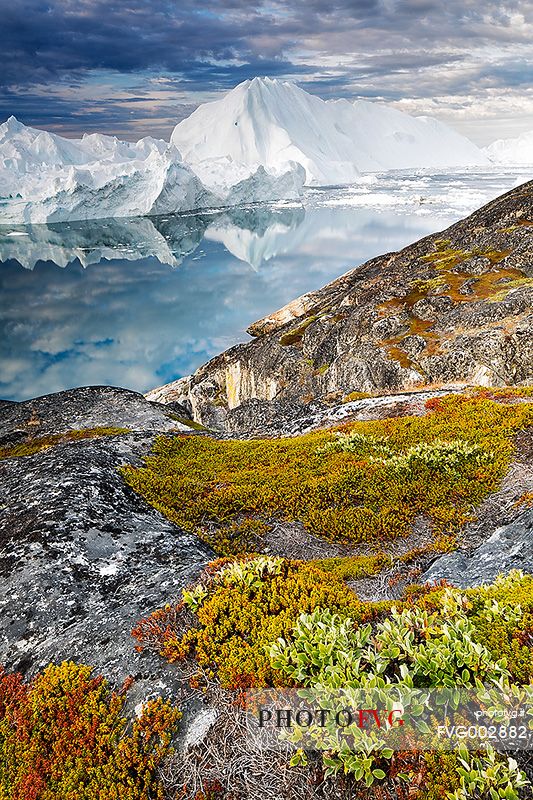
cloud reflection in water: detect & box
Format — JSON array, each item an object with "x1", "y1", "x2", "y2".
[{"x1": 0, "y1": 194, "x2": 482, "y2": 401}]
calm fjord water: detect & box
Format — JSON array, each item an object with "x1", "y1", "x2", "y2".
[{"x1": 1, "y1": 168, "x2": 530, "y2": 401}]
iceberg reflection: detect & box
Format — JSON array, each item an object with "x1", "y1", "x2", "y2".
[{"x1": 0, "y1": 205, "x2": 307, "y2": 271}]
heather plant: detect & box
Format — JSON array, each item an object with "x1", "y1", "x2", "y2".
[
  {"x1": 133, "y1": 556, "x2": 371, "y2": 689},
  {"x1": 0, "y1": 661, "x2": 179, "y2": 800}
]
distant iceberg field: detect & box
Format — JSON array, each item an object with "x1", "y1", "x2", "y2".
[
  {"x1": 3, "y1": 77, "x2": 529, "y2": 225},
  {"x1": 485, "y1": 129, "x2": 533, "y2": 165}
]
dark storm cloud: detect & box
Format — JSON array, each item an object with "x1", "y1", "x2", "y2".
[
  {"x1": 0, "y1": 0, "x2": 286, "y2": 88},
  {"x1": 0, "y1": 0, "x2": 529, "y2": 88},
  {"x1": 0, "y1": 0, "x2": 531, "y2": 139}
]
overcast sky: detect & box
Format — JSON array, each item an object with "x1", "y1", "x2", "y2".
[{"x1": 1, "y1": 0, "x2": 531, "y2": 146}]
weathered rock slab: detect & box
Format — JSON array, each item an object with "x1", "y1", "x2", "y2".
[
  {"x1": 421, "y1": 509, "x2": 533, "y2": 587},
  {"x1": 0, "y1": 387, "x2": 212, "y2": 703}
]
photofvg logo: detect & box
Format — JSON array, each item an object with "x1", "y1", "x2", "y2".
[
  {"x1": 244, "y1": 687, "x2": 533, "y2": 753},
  {"x1": 257, "y1": 705, "x2": 405, "y2": 731}
]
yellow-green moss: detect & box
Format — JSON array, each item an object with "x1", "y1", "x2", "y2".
[
  {"x1": 314, "y1": 363, "x2": 329, "y2": 376},
  {"x1": 122, "y1": 394, "x2": 532, "y2": 553},
  {"x1": 169, "y1": 414, "x2": 209, "y2": 431},
  {"x1": 312, "y1": 553, "x2": 391, "y2": 581},
  {"x1": 0, "y1": 427, "x2": 130, "y2": 460},
  {"x1": 377, "y1": 244, "x2": 523, "y2": 368},
  {"x1": 279, "y1": 315, "x2": 317, "y2": 347},
  {"x1": 488, "y1": 276, "x2": 533, "y2": 302},
  {"x1": 342, "y1": 391, "x2": 372, "y2": 403},
  {"x1": 472, "y1": 385, "x2": 533, "y2": 399},
  {"x1": 133, "y1": 557, "x2": 373, "y2": 688},
  {"x1": 409, "y1": 276, "x2": 448, "y2": 294}
]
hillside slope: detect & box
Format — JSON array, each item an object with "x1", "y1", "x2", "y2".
[{"x1": 147, "y1": 180, "x2": 533, "y2": 432}]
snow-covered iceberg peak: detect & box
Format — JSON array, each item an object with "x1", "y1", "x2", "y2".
[
  {"x1": 485, "y1": 130, "x2": 533, "y2": 165},
  {"x1": 171, "y1": 77, "x2": 362, "y2": 186},
  {"x1": 171, "y1": 77, "x2": 489, "y2": 186},
  {"x1": 0, "y1": 115, "x2": 92, "y2": 168}
]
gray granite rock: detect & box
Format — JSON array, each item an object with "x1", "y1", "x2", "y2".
[
  {"x1": 0, "y1": 387, "x2": 212, "y2": 703},
  {"x1": 421, "y1": 509, "x2": 533, "y2": 587},
  {"x1": 147, "y1": 181, "x2": 533, "y2": 433}
]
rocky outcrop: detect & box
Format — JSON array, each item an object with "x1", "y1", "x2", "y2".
[
  {"x1": 0, "y1": 387, "x2": 212, "y2": 702},
  {"x1": 421, "y1": 509, "x2": 533, "y2": 587},
  {"x1": 147, "y1": 181, "x2": 533, "y2": 431}
]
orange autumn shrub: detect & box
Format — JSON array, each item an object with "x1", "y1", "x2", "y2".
[{"x1": 0, "y1": 661, "x2": 180, "y2": 800}]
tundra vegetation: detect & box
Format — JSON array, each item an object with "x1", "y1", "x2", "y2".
[
  {"x1": 122, "y1": 392, "x2": 533, "y2": 555},
  {"x1": 123, "y1": 389, "x2": 533, "y2": 799},
  {"x1": 133, "y1": 561, "x2": 533, "y2": 799},
  {"x1": 0, "y1": 662, "x2": 179, "y2": 799},
  {"x1": 1, "y1": 391, "x2": 532, "y2": 799}
]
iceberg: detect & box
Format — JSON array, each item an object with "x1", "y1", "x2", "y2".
[
  {"x1": 0, "y1": 116, "x2": 216, "y2": 223},
  {"x1": 485, "y1": 130, "x2": 533, "y2": 165},
  {"x1": 171, "y1": 77, "x2": 489, "y2": 186},
  {"x1": 0, "y1": 76, "x2": 492, "y2": 222},
  {"x1": 190, "y1": 156, "x2": 305, "y2": 204},
  {"x1": 0, "y1": 116, "x2": 305, "y2": 224}
]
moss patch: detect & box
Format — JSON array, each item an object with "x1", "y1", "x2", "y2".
[
  {"x1": 342, "y1": 391, "x2": 373, "y2": 403},
  {"x1": 169, "y1": 414, "x2": 209, "y2": 431},
  {"x1": 0, "y1": 427, "x2": 130, "y2": 460},
  {"x1": 132, "y1": 556, "x2": 372, "y2": 688},
  {"x1": 312, "y1": 553, "x2": 391, "y2": 581},
  {"x1": 376, "y1": 243, "x2": 524, "y2": 369},
  {"x1": 279, "y1": 315, "x2": 317, "y2": 347},
  {"x1": 122, "y1": 393, "x2": 532, "y2": 554},
  {"x1": 488, "y1": 277, "x2": 533, "y2": 302}
]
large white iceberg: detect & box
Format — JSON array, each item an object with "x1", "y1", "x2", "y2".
[
  {"x1": 171, "y1": 77, "x2": 489, "y2": 186},
  {"x1": 0, "y1": 116, "x2": 215, "y2": 223},
  {"x1": 485, "y1": 130, "x2": 533, "y2": 165},
  {"x1": 0, "y1": 77, "x2": 492, "y2": 222},
  {"x1": 0, "y1": 116, "x2": 305, "y2": 224}
]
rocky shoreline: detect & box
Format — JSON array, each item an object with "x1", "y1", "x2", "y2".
[{"x1": 147, "y1": 180, "x2": 533, "y2": 432}]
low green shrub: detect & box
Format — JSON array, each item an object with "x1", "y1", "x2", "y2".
[
  {"x1": 122, "y1": 394, "x2": 532, "y2": 553},
  {"x1": 268, "y1": 571, "x2": 531, "y2": 791}
]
